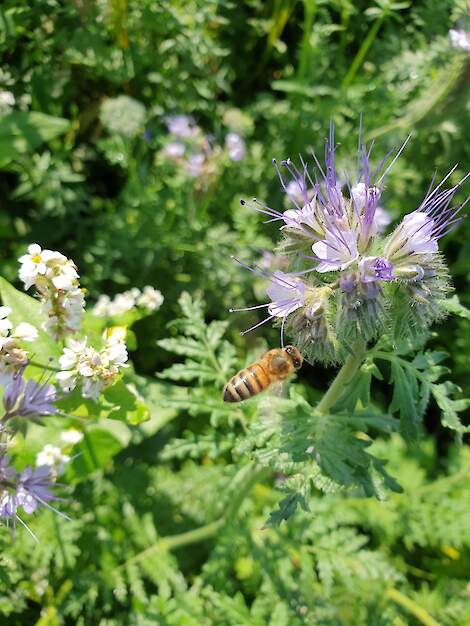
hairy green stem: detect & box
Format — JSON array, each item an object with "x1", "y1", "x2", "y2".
[
  {"x1": 28, "y1": 360, "x2": 61, "y2": 372},
  {"x1": 116, "y1": 463, "x2": 268, "y2": 570},
  {"x1": 386, "y1": 588, "x2": 442, "y2": 626},
  {"x1": 315, "y1": 341, "x2": 366, "y2": 414}
]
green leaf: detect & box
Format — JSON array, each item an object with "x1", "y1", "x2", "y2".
[
  {"x1": 57, "y1": 379, "x2": 150, "y2": 425},
  {"x1": 0, "y1": 276, "x2": 60, "y2": 362},
  {"x1": 389, "y1": 359, "x2": 421, "y2": 441},
  {"x1": 266, "y1": 493, "x2": 309, "y2": 527},
  {"x1": 66, "y1": 427, "x2": 125, "y2": 480},
  {"x1": 0, "y1": 111, "x2": 70, "y2": 168},
  {"x1": 431, "y1": 382, "x2": 470, "y2": 433},
  {"x1": 440, "y1": 295, "x2": 470, "y2": 320}
]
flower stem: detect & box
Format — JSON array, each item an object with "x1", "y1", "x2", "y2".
[
  {"x1": 315, "y1": 340, "x2": 366, "y2": 414},
  {"x1": 28, "y1": 360, "x2": 61, "y2": 372},
  {"x1": 115, "y1": 463, "x2": 268, "y2": 570},
  {"x1": 341, "y1": 9, "x2": 388, "y2": 89},
  {"x1": 386, "y1": 588, "x2": 442, "y2": 626}
]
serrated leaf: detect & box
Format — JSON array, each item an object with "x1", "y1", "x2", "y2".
[
  {"x1": 157, "y1": 337, "x2": 206, "y2": 359},
  {"x1": 266, "y1": 493, "x2": 309, "y2": 527},
  {"x1": 440, "y1": 295, "x2": 470, "y2": 320},
  {"x1": 389, "y1": 360, "x2": 421, "y2": 441},
  {"x1": 431, "y1": 381, "x2": 470, "y2": 433}
]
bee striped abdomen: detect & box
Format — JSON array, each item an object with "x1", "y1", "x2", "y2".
[{"x1": 223, "y1": 363, "x2": 270, "y2": 402}]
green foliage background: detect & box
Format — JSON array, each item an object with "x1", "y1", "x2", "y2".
[{"x1": 0, "y1": 0, "x2": 469, "y2": 624}]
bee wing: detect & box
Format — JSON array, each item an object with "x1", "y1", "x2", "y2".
[{"x1": 266, "y1": 380, "x2": 287, "y2": 398}]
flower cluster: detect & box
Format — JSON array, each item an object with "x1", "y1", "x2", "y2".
[
  {"x1": 18, "y1": 244, "x2": 85, "y2": 340},
  {"x1": 35, "y1": 429, "x2": 83, "y2": 477},
  {"x1": 0, "y1": 456, "x2": 60, "y2": 535},
  {"x1": 92, "y1": 285, "x2": 164, "y2": 317},
  {"x1": 235, "y1": 124, "x2": 468, "y2": 364},
  {"x1": 160, "y1": 113, "x2": 246, "y2": 183},
  {"x1": 0, "y1": 90, "x2": 15, "y2": 115},
  {"x1": 100, "y1": 95, "x2": 146, "y2": 138},
  {"x1": 2, "y1": 367, "x2": 57, "y2": 421},
  {"x1": 56, "y1": 328, "x2": 128, "y2": 401},
  {"x1": 449, "y1": 28, "x2": 470, "y2": 52},
  {"x1": 0, "y1": 307, "x2": 38, "y2": 383}
]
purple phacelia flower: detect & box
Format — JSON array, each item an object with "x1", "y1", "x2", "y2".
[
  {"x1": 233, "y1": 122, "x2": 468, "y2": 362},
  {"x1": 384, "y1": 167, "x2": 469, "y2": 264},
  {"x1": 165, "y1": 114, "x2": 197, "y2": 138},
  {"x1": 0, "y1": 457, "x2": 63, "y2": 536},
  {"x1": 185, "y1": 153, "x2": 205, "y2": 178},
  {"x1": 230, "y1": 260, "x2": 306, "y2": 346},
  {"x1": 359, "y1": 257, "x2": 394, "y2": 283},
  {"x1": 2, "y1": 369, "x2": 58, "y2": 421},
  {"x1": 311, "y1": 229, "x2": 359, "y2": 273},
  {"x1": 225, "y1": 132, "x2": 245, "y2": 162},
  {"x1": 163, "y1": 141, "x2": 185, "y2": 159}
]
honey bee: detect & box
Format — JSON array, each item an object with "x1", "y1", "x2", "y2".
[{"x1": 223, "y1": 345, "x2": 303, "y2": 403}]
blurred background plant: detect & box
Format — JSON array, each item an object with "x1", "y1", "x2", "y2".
[{"x1": 0, "y1": 0, "x2": 469, "y2": 623}]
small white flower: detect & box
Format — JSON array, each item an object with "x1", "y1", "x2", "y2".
[
  {"x1": 92, "y1": 295, "x2": 112, "y2": 317},
  {"x1": 13, "y1": 322, "x2": 38, "y2": 342},
  {"x1": 449, "y1": 29, "x2": 470, "y2": 52},
  {"x1": 55, "y1": 369, "x2": 77, "y2": 392},
  {"x1": 36, "y1": 444, "x2": 70, "y2": 474},
  {"x1": 163, "y1": 141, "x2": 186, "y2": 159},
  {"x1": 136, "y1": 286, "x2": 164, "y2": 311},
  {"x1": 18, "y1": 244, "x2": 62, "y2": 290},
  {"x1": 0, "y1": 90, "x2": 15, "y2": 107},
  {"x1": 57, "y1": 331, "x2": 128, "y2": 401},
  {"x1": 60, "y1": 429, "x2": 83, "y2": 445},
  {"x1": 225, "y1": 132, "x2": 245, "y2": 162},
  {"x1": 186, "y1": 153, "x2": 205, "y2": 178},
  {"x1": 0, "y1": 307, "x2": 13, "y2": 335},
  {"x1": 109, "y1": 291, "x2": 136, "y2": 316}
]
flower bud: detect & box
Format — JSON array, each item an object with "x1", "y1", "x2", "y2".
[{"x1": 393, "y1": 264, "x2": 425, "y2": 280}]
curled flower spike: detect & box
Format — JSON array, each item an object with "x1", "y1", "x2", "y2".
[
  {"x1": 232, "y1": 122, "x2": 468, "y2": 361},
  {"x1": 18, "y1": 244, "x2": 85, "y2": 340},
  {"x1": 0, "y1": 458, "x2": 65, "y2": 537},
  {"x1": 2, "y1": 368, "x2": 58, "y2": 421}
]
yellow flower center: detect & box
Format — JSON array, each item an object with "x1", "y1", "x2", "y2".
[{"x1": 32, "y1": 254, "x2": 42, "y2": 263}]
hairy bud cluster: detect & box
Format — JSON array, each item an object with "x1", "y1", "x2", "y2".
[{"x1": 234, "y1": 124, "x2": 468, "y2": 364}]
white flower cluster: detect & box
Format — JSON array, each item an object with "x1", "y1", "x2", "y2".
[
  {"x1": 449, "y1": 28, "x2": 470, "y2": 52},
  {"x1": 92, "y1": 286, "x2": 164, "y2": 317},
  {"x1": 56, "y1": 328, "x2": 128, "y2": 401},
  {"x1": 18, "y1": 244, "x2": 85, "y2": 339},
  {"x1": 36, "y1": 429, "x2": 83, "y2": 477},
  {"x1": 0, "y1": 90, "x2": 15, "y2": 115},
  {"x1": 0, "y1": 306, "x2": 38, "y2": 383},
  {"x1": 100, "y1": 95, "x2": 146, "y2": 137}
]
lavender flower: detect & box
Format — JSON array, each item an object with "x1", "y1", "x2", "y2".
[
  {"x1": 2, "y1": 369, "x2": 58, "y2": 421},
  {"x1": 165, "y1": 114, "x2": 197, "y2": 138},
  {"x1": 0, "y1": 458, "x2": 61, "y2": 534},
  {"x1": 232, "y1": 123, "x2": 468, "y2": 361},
  {"x1": 229, "y1": 261, "x2": 306, "y2": 347},
  {"x1": 449, "y1": 29, "x2": 470, "y2": 52},
  {"x1": 163, "y1": 141, "x2": 186, "y2": 159},
  {"x1": 225, "y1": 132, "x2": 245, "y2": 162}
]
